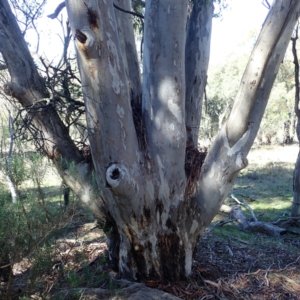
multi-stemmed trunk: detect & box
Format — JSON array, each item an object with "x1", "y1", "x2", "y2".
[{"x1": 1, "y1": 0, "x2": 300, "y2": 281}]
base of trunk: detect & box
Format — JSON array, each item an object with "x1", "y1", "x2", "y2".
[{"x1": 105, "y1": 226, "x2": 193, "y2": 281}]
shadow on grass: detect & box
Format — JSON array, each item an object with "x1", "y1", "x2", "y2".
[
  {"x1": 19, "y1": 185, "x2": 63, "y2": 200},
  {"x1": 233, "y1": 162, "x2": 293, "y2": 201},
  {"x1": 230, "y1": 163, "x2": 294, "y2": 222}
]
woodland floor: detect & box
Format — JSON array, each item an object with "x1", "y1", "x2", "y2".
[
  {"x1": 3, "y1": 215, "x2": 300, "y2": 300},
  {"x1": 1, "y1": 144, "x2": 300, "y2": 299}
]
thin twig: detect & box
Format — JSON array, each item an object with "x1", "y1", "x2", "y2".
[
  {"x1": 48, "y1": 2, "x2": 145, "y2": 20},
  {"x1": 261, "y1": 0, "x2": 271, "y2": 9},
  {"x1": 280, "y1": 255, "x2": 300, "y2": 271}
]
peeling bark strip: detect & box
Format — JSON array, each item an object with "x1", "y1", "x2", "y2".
[{"x1": 2, "y1": 0, "x2": 300, "y2": 282}]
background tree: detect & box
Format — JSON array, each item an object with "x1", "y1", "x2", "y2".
[
  {"x1": 291, "y1": 25, "x2": 300, "y2": 218},
  {"x1": 0, "y1": 0, "x2": 300, "y2": 281},
  {"x1": 206, "y1": 28, "x2": 297, "y2": 146}
]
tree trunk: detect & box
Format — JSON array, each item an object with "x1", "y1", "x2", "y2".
[
  {"x1": 5, "y1": 111, "x2": 18, "y2": 203},
  {"x1": 1, "y1": 0, "x2": 300, "y2": 281},
  {"x1": 292, "y1": 150, "x2": 300, "y2": 217},
  {"x1": 291, "y1": 27, "x2": 300, "y2": 218}
]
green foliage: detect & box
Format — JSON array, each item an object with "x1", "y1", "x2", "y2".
[
  {"x1": 29, "y1": 245, "x2": 54, "y2": 283},
  {"x1": 131, "y1": 0, "x2": 145, "y2": 34},
  {"x1": 9, "y1": 152, "x2": 27, "y2": 188},
  {"x1": 65, "y1": 256, "x2": 108, "y2": 289},
  {"x1": 260, "y1": 56, "x2": 295, "y2": 144},
  {"x1": 0, "y1": 183, "x2": 71, "y2": 269},
  {"x1": 203, "y1": 50, "x2": 247, "y2": 140},
  {"x1": 132, "y1": 0, "x2": 145, "y2": 13},
  {"x1": 204, "y1": 31, "x2": 297, "y2": 144},
  {"x1": 0, "y1": 146, "x2": 78, "y2": 285},
  {"x1": 28, "y1": 152, "x2": 48, "y2": 183},
  {"x1": 0, "y1": 145, "x2": 107, "y2": 298},
  {"x1": 66, "y1": 270, "x2": 81, "y2": 288}
]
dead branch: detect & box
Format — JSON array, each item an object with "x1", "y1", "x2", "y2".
[
  {"x1": 231, "y1": 194, "x2": 258, "y2": 222},
  {"x1": 261, "y1": 0, "x2": 271, "y2": 9},
  {"x1": 48, "y1": 1, "x2": 145, "y2": 20},
  {"x1": 229, "y1": 206, "x2": 287, "y2": 236},
  {"x1": 113, "y1": 2, "x2": 144, "y2": 19},
  {"x1": 47, "y1": 2, "x2": 65, "y2": 19},
  {"x1": 215, "y1": 195, "x2": 287, "y2": 236}
]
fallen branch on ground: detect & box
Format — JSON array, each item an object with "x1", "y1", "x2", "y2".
[
  {"x1": 230, "y1": 194, "x2": 287, "y2": 236},
  {"x1": 216, "y1": 194, "x2": 288, "y2": 237}
]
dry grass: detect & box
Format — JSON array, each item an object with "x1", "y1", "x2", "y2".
[{"x1": 248, "y1": 144, "x2": 298, "y2": 165}]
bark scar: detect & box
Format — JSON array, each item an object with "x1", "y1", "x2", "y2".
[
  {"x1": 85, "y1": 3, "x2": 99, "y2": 29},
  {"x1": 75, "y1": 29, "x2": 87, "y2": 44}
]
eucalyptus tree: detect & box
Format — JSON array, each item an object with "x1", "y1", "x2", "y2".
[
  {"x1": 0, "y1": 0, "x2": 299, "y2": 281},
  {"x1": 291, "y1": 27, "x2": 300, "y2": 218}
]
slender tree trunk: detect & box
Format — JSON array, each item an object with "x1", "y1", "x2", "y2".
[
  {"x1": 5, "y1": 111, "x2": 18, "y2": 203},
  {"x1": 292, "y1": 149, "x2": 300, "y2": 217},
  {"x1": 291, "y1": 27, "x2": 300, "y2": 218}
]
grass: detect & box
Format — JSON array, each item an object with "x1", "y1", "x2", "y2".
[
  {"x1": 230, "y1": 144, "x2": 297, "y2": 220},
  {"x1": 208, "y1": 143, "x2": 300, "y2": 258},
  {"x1": 0, "y1": 151, "x2": 109, "y2": 299}
]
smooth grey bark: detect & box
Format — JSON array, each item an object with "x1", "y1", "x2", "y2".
[
  {"x1": 185, "y1": 2, "x2": 213, "y2": 146},
  {"x1": 114, "y1": 0, "x2": 142, "y2": 103},
  {"x1": 65, "y1": 0, "x2": 190, "y2": 280},
  {"x1": 1, "y1": 0, "x2": 300, "y2": 282},
  {"x1": 142, "y1": 0, "x2": 187, "y2": 184}
]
